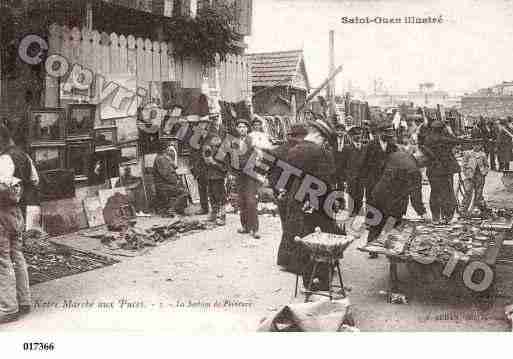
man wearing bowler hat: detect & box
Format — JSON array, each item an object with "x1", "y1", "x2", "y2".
[{"x1": 279, "y1": 119, "x2": 339, "y2": 290}]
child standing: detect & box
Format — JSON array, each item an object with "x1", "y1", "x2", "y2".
[{"x1": 460, "y1": 140, "x2": 489, "y2": 215}]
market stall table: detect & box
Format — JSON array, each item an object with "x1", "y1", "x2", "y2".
[{"x1": 358, "y1": 217, "x2": 512, "y2": 295}]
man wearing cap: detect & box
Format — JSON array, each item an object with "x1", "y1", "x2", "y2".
[
  {"x1": 424, "y1": 120, "x2": 467, "y2": 223},
  {"x1": 339, "y1": 126, "x2": 367, "y2": 216},
  {"x1": 280, "y1": 119, "x2": 339, "y2": 289},
  {"x1": 190, "y1": 117, "x2": 211, "y2": 215},
  {"x1": 0, "y1": 125, "x2": 35, "y2": 324},
  {"x1": 251, "y1": 116, "x2": 264, "y2": 133},
  {"x1": 235, "y1": 119, "x2": 260, "y2": 239}
]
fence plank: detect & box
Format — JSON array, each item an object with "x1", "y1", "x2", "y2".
[
  {"x1": 127, "y1": 35, "x2": 137, "y2": 75},
  {"x1": 152, "y1": 41, "x2": 161, "y2": 82},
  {"x1": 119, "y1": 34, "x2": 128, "y2": 73},
  {"x1": 136, "y1": 37, "x2": 145, "y2": 83},
  {"x1": 144, "y1": 38, "x2": 153, "y2": 82},
  {"x1": 160, "y1": 42, "x2": 169, "y2": 81},
  {"x1": 100, "y1": 32, "x2": 111, "y2": 75},
  {"x1": 91, "y1": 30, "x2": 102, "y2": 75},
  {"x1": 110, "y1": 33, "x2": 120, "y2": 73}
]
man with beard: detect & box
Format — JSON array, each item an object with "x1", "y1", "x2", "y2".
[
  {"x1": 278, "y1": 119, "x2": 339, "y2": 290},
  {"x1": 360, "y1": 122, "x2": 398, "y2": 258}
]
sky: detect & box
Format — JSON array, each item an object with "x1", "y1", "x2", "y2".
[{"x1": 246, "y1": 0, "x2": 513, "y2": 95}]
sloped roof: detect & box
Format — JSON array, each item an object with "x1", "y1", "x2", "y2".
[{"x1": 246, "y1": 50, "x2": 310, "y2": 90}]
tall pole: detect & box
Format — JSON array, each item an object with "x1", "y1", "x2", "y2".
[{"x1": 328, "y1": 30, "x2": 336, "y2": 118}]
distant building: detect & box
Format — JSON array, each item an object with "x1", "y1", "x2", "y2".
[
  {"x1": 246, "y1": 50, "x2": 310, "y2": 118},
  {"x1": 461, "y1": 81, "x2": 513, "y2": 118}
]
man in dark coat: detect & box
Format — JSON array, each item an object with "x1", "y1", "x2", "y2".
[
  {"x1": 338, "y1": 126, "x2": 367, "y2": 216},
  {"x1": 277, "y1": 119, "x2": 339, "y2": 290},
  {"x1": 190, "y1": 118, "x2": 210, "y2": 215},
  {"x1": 424, "y1": 120, "x2": 463, "y2": 223},
  {"x1": 473, "y1": 117, "x2": 497, "y2": 170},
  {"x1": 270, "y1": 124, "x2": 307, "y2": 235},
  {"x1": 367, "y1": 149, "x2": 428, "y2": 242},
  {"x1": 360, "y1": 123, "x2": 398, "y2": 201},
  {"x1": 202, "y1": 118, "x2": 229, "y2": 226},
  {"x1": 496, "y1": 118, "x2": 513, "y2": 171}
]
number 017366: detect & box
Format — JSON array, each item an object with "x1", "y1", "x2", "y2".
[{"x1": 23, "y1": 342, "x2": 55, "y2": 351}]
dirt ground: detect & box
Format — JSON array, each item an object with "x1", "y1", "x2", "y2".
[{"x1": 2, "y1": 171, "x2": 513, "y2": 332}]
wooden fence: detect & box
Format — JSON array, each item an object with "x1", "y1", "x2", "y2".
[{"x1": 45, "y1": 23, "x2": 251, "y2": 107}]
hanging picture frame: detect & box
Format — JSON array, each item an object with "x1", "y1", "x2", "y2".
[
  {"x1": 94, "y1": 125, "x2": 118, "y2": 152},
  {"x1": 67, "y1": 104, "x2": 96, "y2": 140},
  {"x1": 30, "y1": 142, "x2": 66, "y2": 172},
  {"x1": 66, "y1": 139, "x2": 93, "y2": 181},
  {"x1": 28, "y1": 108, "x2": 66, "y2": 144},
  {"x1": 119, "y1": 140, "x2": 139, "y2": 165}
]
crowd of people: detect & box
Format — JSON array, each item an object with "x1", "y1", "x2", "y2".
[{"x1": 3, "y1": 106, "x2": 513, "y2": 324}]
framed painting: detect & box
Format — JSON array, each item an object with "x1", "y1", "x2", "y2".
[
  {"x1": 119, "y1": 140, "x2": 139, "y2": 165},
  {"x1": 67, "y1": 104, "x2": 96, "y2": 139},
  {"x1": 66, "y1": 140, "x2": 93, "y2": 181},
  {"x1": 28, "y1": 108, "x2": 65, "y2": 143},
  {"x1": 30, "y1": 142, "x2": 66, "y2": 172},
  {"x1": 94, "y1": 126, "x2": 118, "y2": 151}
]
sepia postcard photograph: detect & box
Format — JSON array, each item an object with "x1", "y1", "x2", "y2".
[{"x1": 1, "y1": 0, "x2": 513, "y2": 356}]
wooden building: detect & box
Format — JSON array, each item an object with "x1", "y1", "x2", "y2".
[{"x1": 246, "y1": 49, "x2": 310, "y2": 123}]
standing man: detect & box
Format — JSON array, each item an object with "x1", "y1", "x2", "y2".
[
  {"x1": 497, "y1": 118, "x2": 513, "y2": 171},
  {"x1": 359, "y1": 122, "x2": 398, "y2": 258},
  {"x1": 279, "y1": 119, "x2": 338, "y2": 289},
  {"x1": 424, "y1": 120, "x2": 463, "y2": 224},
  {"x1": 339, "y1": 126, "x2": 367, "y2": 217},
  {"x1": 0, "y1": 125, "x2": 34, "y2": 324},
  {"x1": 235, "y1": 119, "x2": 260, "y2": 239},
  {"x1": 190, "y1": 118, "x2": 210, "y2": 215},
  {"x1": 202, "y1": 117, "x2": 228, "y2": 226}
]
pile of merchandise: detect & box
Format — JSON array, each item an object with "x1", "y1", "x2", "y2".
[
  {"x1": 364, "y1": 218, "x2": 503, "y2": 266},
  {"x1": 23, "y1": 232, "x2": 118, "y2": 285},
  {"x1": 98, "y1": 219, "x2": 210, "y2": 250}
]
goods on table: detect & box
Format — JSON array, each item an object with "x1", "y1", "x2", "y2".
[{"x1": 361, "y1": 218, "x2": 501, "y2": 266}]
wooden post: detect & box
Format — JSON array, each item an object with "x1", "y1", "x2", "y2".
[{"x1": 328, "y1": 30, "x2": 336, "y2": 118}]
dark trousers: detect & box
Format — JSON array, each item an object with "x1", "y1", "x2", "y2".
[
  {"x1": 197, "y1": 175, "x2": 209, "y2": 211},
  {"x1": 208, "y1": 178, "x2": 226, "y2": 207},
  {"x1": 347, "y1": 179, "x2": 364, "y2": 216},
  {"x1": 237, "y1": 175, "x2": 259, "y2": 232},
  {"x1": 428, "y1": 174, "x2": 456, "y2": 222}
]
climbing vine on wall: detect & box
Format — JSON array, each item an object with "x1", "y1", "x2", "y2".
[{"x1": 164, "y1": 4, "x2": 238, "y2": 66}]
